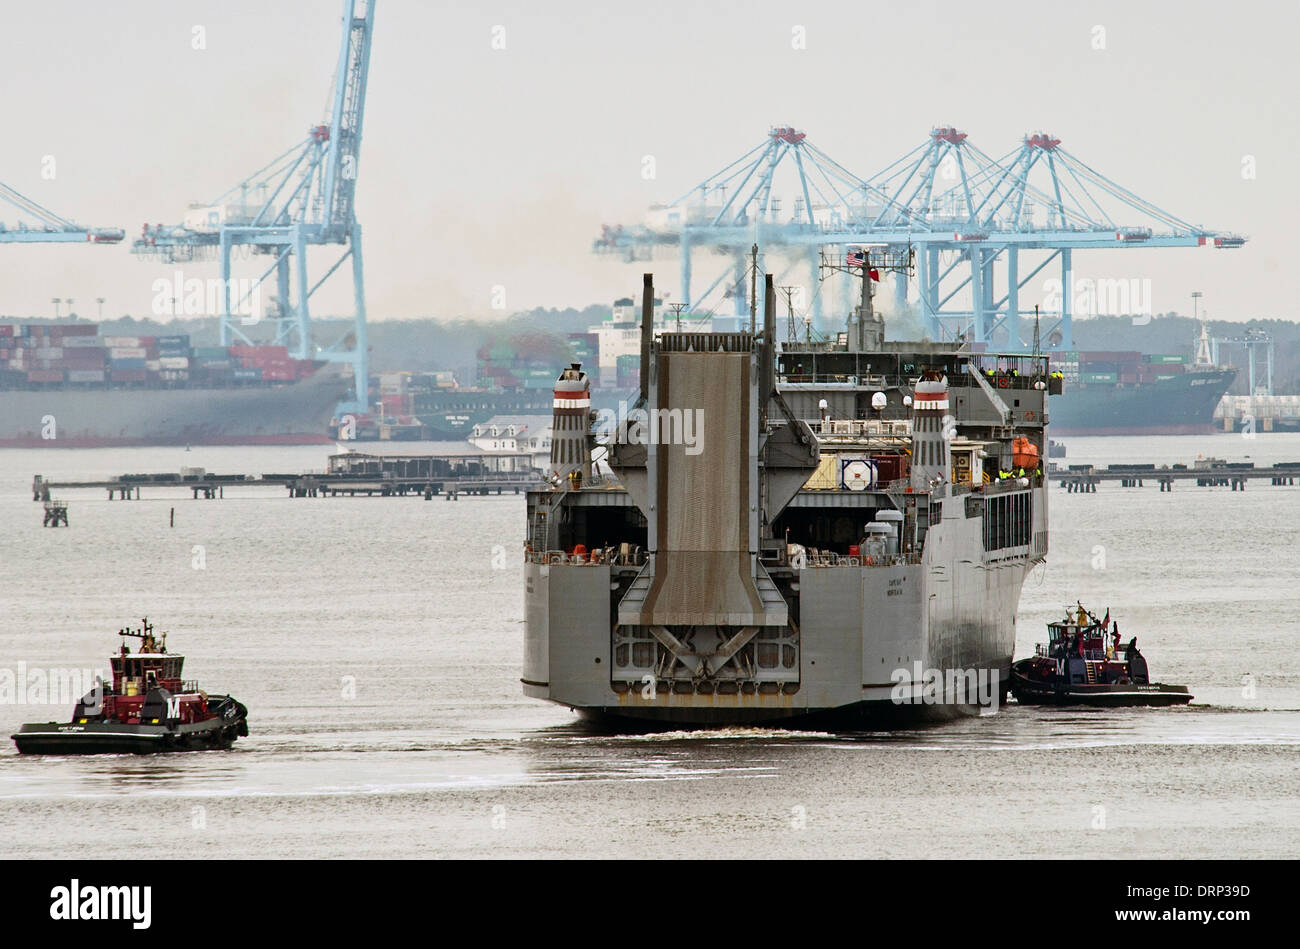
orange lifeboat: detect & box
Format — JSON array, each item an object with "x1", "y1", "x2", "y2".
[{"x1": 1012, "y1": 437, "x2": 1040, "y2": 469}]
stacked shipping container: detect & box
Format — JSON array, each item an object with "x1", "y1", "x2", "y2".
[{"x1": 0, "y1": 324, "x2": 321, "y2": 389}]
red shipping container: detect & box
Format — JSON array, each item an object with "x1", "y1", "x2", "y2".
[
  {"x1": 230, "y1": 345, "x2": 289, "y2": 360},
  {"x1": 110, "y1": 369, "x2": 148, "y2": 382},
  {"x1": 0, "y1": 325, "x2": 13, "y2": 337},
  {"x1": 1078, "y1": 351, "x2": 1141, "y2": 362},
  {"x1": 1119, "y1": 373, "x2": 1138, "y2": 384},
  {"x1": 872, "y1": 454, "x2": 907, "y2": 485},
  {"x1": 26, "y1": 369, "x2": 65, "y2": 383}
]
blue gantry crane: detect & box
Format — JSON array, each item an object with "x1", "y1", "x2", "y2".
[
  {"x1": 595, "y1": 126, "x2": 1245, "y2": 350},
  {"x1": 593, "y1": 128, "x2": 915, "y2": 324},
  {"x1": 867, "y1": 128, "x2": 1245, "y2": 348},
  {"x1": 132, "y1": 0, "x2": 376, "y2": 411},
  {"x1": 0, "y1": 179, "x2": 123, "y2": 244}
]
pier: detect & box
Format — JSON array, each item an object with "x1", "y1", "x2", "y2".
[
  {"x1": 1052, "y1": 460, "x2": 1300, "y2": 493},
  {"x1": 33, "y1": 446, "x2": 543, "y2": 502}
]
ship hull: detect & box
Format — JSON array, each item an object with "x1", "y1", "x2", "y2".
[
  {"x1": 1048, "y1": 369, "x2": 1235, "y2": 435},
  {"x1": 571, "y1": 694, "x2": 996, "y2": 730},
  {"x1": 0, "y1": 366, "x2": 351, "y2": 447},
  {"x1": 524, "y1": 487, "x2": 1042, "y2": 730},
  {"x1": 12, "y1": 698, "x2": 248, "y2": 754},
  {"x1": 1009, "y1": 664, "x2": 1192, "y2": 707}
]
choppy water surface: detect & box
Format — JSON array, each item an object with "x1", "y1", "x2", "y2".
[{"x1": 1, "y1": 436, "x2": 1297, "y2": 858}]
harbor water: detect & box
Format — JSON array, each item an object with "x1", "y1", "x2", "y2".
[{"x1": 1, "y1": 436, "x2": 1298, "y2": 858}]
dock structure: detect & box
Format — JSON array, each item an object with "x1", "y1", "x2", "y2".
[
  {"x1": 1053, "y1": 460, "x2": 1300, "y2": 493},
  {"x1": 42, "y1": 500, "x2": 69, "y2": 526},
  {"x1": 32, "y1": 445, "x2": 544, "y2": 503}
]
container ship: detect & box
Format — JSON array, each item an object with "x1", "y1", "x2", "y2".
[
  {"x1": 522, "y1": 272, "x2": 1050, "y2": 727},
  {"x1": 1046, "y1": 336, "x2": 1236, "y2": 435},
  {"x1": 0, "y1": 323, "x2": 352, "y2": 446}
]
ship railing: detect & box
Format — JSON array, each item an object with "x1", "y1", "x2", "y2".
[
  {"x1": 526, "y1": 547, "x2": 646, "y2": 567},
  {"x1": 779, "y1": 373, "x2": 889, "y2": 387},
  {"x1": 796, "y1": 550, "x2": 920, "y2": 568}
]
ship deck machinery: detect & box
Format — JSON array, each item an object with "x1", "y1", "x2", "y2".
[{"x1": 523, "y1": 274, "x2": 1050, "y2": 728}]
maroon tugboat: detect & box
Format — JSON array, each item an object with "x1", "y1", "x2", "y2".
[
  {"x1": 11, "y1": 619, "x2": 249, "y2": 754},
  {"x1": 1010, "y1": 603, "x2": 1193, "y2": 707}
]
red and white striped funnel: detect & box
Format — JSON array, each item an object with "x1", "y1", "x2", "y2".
[
  {"x1": 910, "y1": 371, "x2": 950, "y2": 491},
  {"x1": 550, "y1": 363, "x2": 592, "y2": 484}
]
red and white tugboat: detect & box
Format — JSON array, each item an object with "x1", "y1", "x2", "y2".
[
  {"x1": 1010, "y1": 604, "x2": 1193, "y2": 707},
  {"x1": 11, "y1": 619, "x2": 249, "y2": 754}
]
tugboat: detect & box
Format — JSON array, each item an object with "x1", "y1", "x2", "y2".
[
  {"x1": 1010, "y1": 604, "x2": 1192, "y2": 706},
  {"x1": 11, "y1": 619, "x2": 249, "y2": 754}
]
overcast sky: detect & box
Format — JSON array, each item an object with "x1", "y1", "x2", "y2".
[{"x1": 1, "y1": 0, "x2": 1295, "y2": 325}]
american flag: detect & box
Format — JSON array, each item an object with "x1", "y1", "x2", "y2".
[{"x1": 846, "y1": 250, "x2": 880, "y2": 280}]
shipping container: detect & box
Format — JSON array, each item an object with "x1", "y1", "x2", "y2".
[
  {"x1": 61, "y1": 335, "x2": 103, "y2": 348},
  {"x1": 872, "y1": 454, "x2": 907, "y2": 486},
  {"x1": 197, "y1": 359, "x2": 233, "y2": 370},
  {"x1": 156, "y1": 334, "x2": 190, "y2": 346},
  {"x1": 26, "y1": 369, "x2": 65, "y2": 383},
  {"x1": 33, "y1": 347, "x2": 64, "y2": 359},
  {"x1": 1144, "y1": 353, "x2": 1188, "y2": 364},
  {"x1": 110, "y1": 357, "x2": 147, "y2": 370},
  {"x1": 1080, "y1": 371, "x2": 1118, "y2": 384},
  {"x1": 1079, "y1": 350, "x2": 1141, "y2": 362},
  {"x1": 109, "y1": 347, "x2": 148, "y2": 360},
  {"x1": 232, "y1": 368, "x2": 263, "y2": 381},
  {"x1": 110, "y1": 369, "x2": 148, "y2": 383},
  {"x1": 48, "y1": 324, "x2": 99, "y2": 337},
  {"x1": 0, "y1": 325, "x2": 13, "y2": 337},
  {"x1": 229, "y1": 345, "x2": 289, "y2": 360},
  {"x1": 194, "y1": 346, "x2": 229, "y2": 359},
  {"x1": 101, "y1": 336, "x2": 140, "y2": 348},
  {"x1": 159, "y1": 356, "x2": 190, "y2": 369},
  {"x1": 67, "y1": 369, "x2": 106, "y2": 383}
]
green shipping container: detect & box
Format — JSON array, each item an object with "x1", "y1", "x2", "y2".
[
  {"x1": 1146, "y1": 354, "x2": 1188, "y2": 364},
  {"x1": 1080, "y1": 371, "x2": 1118, "y2": 384}
]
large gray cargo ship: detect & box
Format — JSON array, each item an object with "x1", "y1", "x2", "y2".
[
  {"x1": 523, "y1": 270, "x2": 1050, "y2": 728},
  {"x1": 0, "y1": 364, "x2": 352, "y2": 447},
  {"x1": 0, "y1": 323, "x2": 352, "y2": 446}
]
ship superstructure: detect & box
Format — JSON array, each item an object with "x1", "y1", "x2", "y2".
[{"x1": 523, "y1": 269, "x2": 1051, "y2": 727}]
